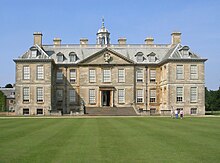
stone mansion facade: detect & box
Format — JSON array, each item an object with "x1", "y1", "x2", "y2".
[{"x1": 14, "y1": 21, "x2": 207, "y2": 116}]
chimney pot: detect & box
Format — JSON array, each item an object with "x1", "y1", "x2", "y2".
[
  {"x1": 145, "y1": 37, "x2": 154, "y2": 45},
  {"x1": 118, "y1": 38, "x2": 127, "y2": 45},
  {"x1": 53, "y1": 38, "x2": 61, "y2": 46},
  {"x1": 80, "y1": 38, "x2": 88, "y2": 46}
]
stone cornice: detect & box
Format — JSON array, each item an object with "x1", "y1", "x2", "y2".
[{"x1": 13, "y1": 58, "x2": 54, "y2": 63}]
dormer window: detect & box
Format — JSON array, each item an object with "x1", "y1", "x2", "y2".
[
  {"x1": 147, "y1": 52, "x2": 156, "y2": 62},
  {"x1": 135, "y1": 52, "x2": 144, "y2": 62},
  {"x1": 179, "y1": 46, "x2": 190, "y2": 58},
  {"x1": 30, "y1": 46, "x2": 38, "y2": 58},
  {"x1": 69, "y1": 52, "x2": 77, "y2": 62},
  {"x1": 57, "y1": 53, "x2": 64, "y2": 62}
]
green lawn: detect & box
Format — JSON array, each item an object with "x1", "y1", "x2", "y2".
[{"x1": 0, "y1": 117, "x2": 220, "y2": 163}]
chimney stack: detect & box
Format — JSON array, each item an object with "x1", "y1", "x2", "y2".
[
  {"x1": 145, "y1": 37, "x2": 154, "y2": 45},
  {"x1": 80, "y1": 38, "x2": 88, "y2": 46},
  {"x1": 53, "y1": 38, "x2": 61, "y2": 46},
  {"x1": 33, "y1": 32, "x2": 43, "y2": 47},
  {"x1": 171, "y1": 32, "x2": 181, "y2": 45},
  {"x1": 118, "y1": 38, "x2": 127, "y2": 45}
]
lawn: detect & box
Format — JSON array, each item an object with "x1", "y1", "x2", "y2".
[{"x1": 0, "y1": 117, "x2": 220, "y2": 163}]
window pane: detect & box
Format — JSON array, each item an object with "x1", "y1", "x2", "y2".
[
  {"x1": 118, "y1": 69, "x2": 125, "y2": 83},
  {"x1": 150, "y1": 89, "x2": 156, "y2": 103},
  {"x1": 89, "y1": 89, "x2": 96, "y2": 104},
  {"x1": 37, "y1": 66, "x2": 44, "y2": 80},
  {"x1": 190, "y1": 65, "x2": 198, "y2": 79},
  {"x1": 136, "y1": 69, "x2": 143, "y2": 82},
  {"x1": 56, "y1": 90, "x2": 63, "y2": 102},
  {"x1": 89, "y1": 69, "x2": 96, "y2": 82},
  {"x1": 69, "y1": 90, "x2": 76, "y2": 103},
  {"x1": 176, "y1": 87, "x2": 183, "y2": 102},
  {"x1": 37, "y1": 87, "x2": 43, "y2": 102},
  {"x1": 103, "y1": 69, "x2": 111, "y2": 82},
  {"x1": 57, "y1": 70, "x2": 63, "y2": 81},
  {"x1": 118, "y1": 89, "x2": 125, "y2": 103},
  {"x1": 176, "y1": 65, "x2": 184, "y2": 79},
  {"x1": 190, "y1": 87, "x2": 197, "y2": 102},
  {"x1": 137, "y1": 89, "x2": 143, "y2": 103},
  {"x1": 23, "y1": 66, "x2": 30, "y2": 80},
  {"x1": 70, "y1": 69, "x2": 76, "y2": 83},
  {"x1": 150, "y1": 69, "x2": 156, "y2": 83},
  {"x1": 23, "y1": 87, "x2": 30, "y2": 102}
]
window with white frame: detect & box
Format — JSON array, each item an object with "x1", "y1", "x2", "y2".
[
  {"x1": 37, "y1": 87, "x2": 43, "y2": 102},
  {"x1": 31, "y1": 50, "x2": 37, "y2": 58},
  {"x1": 118, "y1": 69, "x2": 125, "y2": 83},
  {"x1": 23, "y1": 66, "x2": 30, "y2": 80},
  {"x1": 176, "y1": 87, "x2": 183, "y2": 102},
  {"x1": 56, "y1": 90, "x2": 63, "y2": 102},
  {"x1": 69, "y1": 53, "x2": 77, "y2": 62},
  {"x1": 176, "y1": 65, "x2": 184, "y2": 79},
  {"x1": 150, "y1": 89, "x2": 156, "y2": 103},
  {"x1": 136, "y1": 69, "x2": 143, "y2": 82},
  {"x1": 89, "y1": 89, "x2": 96, "y2": 104},
  {"x1": 57, "y1": 70, "x2": 63, "y2": 81},
  {"x1": 190, "y1": 87, "x2": 197, "y2": 102},
  {"x1": 69, "y1": 90, "x2": 76, "y2": 103},
  {"x1": 150, "y1": 69, "x2": 156, "y2": 83},
  {"x1": 137, "y1": 55, "x2": 143, "y2": 62},
  {"x1": 149, "y1": 55, "x2": 156, "y2": 62},
  {"x1": 70, "y1": 69, "x2": 76, "y2": 83},
  {"x1": 103, "y1": 69, "x2": 111, "y2": 82},
  {"x1": 89, "y1": 69, "x2": 96, "y2": 83},
  {"x1": 191, "y1": 108, "x2": 197, "y2": 115},
  {"x1": 57, "y1": 55, "x2": 63, "y2": 62},
  {"x1": 37, "y1": 65, "x2": 44, "y2": 80},
  {"x1": 190, "y1": 65, "x2": 198, "y2": 79},
  {"x1": 137, "y1": 89, "x2": 143, "y2": 103},
  {"x1": 23, "y1": 87, "x2": 30, "y2": 102},
  {"x1": 118, "y1": 89, "x2": 125, "y2": 103}
]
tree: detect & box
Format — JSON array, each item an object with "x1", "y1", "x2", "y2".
[
  {"x1": 0, "y1": 91, "x2": 6, "y2": 112},
  {"x1": 5, "y1": 84, "x2": 13, "y2": 88},
  {"x1": 205, "y1": 87, "x2": 220, "y2": 112}
]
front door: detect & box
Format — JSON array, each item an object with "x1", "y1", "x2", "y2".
[{"x1": 102, "y1": 91, "x2": 110, "y2": 106}]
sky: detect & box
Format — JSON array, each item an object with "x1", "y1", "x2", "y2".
[{"x1": 0, "y1": 0, "x2": 219, "y2": 90}]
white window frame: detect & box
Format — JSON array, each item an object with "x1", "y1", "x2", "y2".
[
  {"x1": 136, "y1": 89, "x2": 143, "y2": 103},
  {"x1": 118, "y1": 89, "x2": 125, "y2": 103},
  {"x1": 190, "y1": 87, "x2": 197, "y2": 103},
  {"x1": 31, "y1": 50, "x2": 37, "y2": 58},
  {"x1": 190, "y1": 65, "x2": 198, "y2": 79},
  {"x1": 136, "y1": 69, "x2": 144, "y2": 82},
  {"x1": 176, "y1": 65, "x2": 184, "y2": 80},
  {"x1": 89, "y1": 89, "x2": 96, "y2": 104},
  {"x1": 69, "y1": 90, "x2": 76, "y2": 103},
  {"x1": 70, "y1": 69, "x2": 77, "y2": 83},
  {"x1": 23, "y1": 87, "x2": 30, "y2": 103},
  {"x1": 23, "y1": 66, "x2": 30, "y2": 80},
  {"x1": 57, "y1": 55, "x2": 63, "y2": 62},
  {"x1": 37, "y1": 65, "x2": 44, "y2": 80},
  {"x1": 137, "y1": 55, "x2": 143, "y2": 62},
  {"x1": 150, "y1": 89, "x2": 156, "y2": 103},
  {"x1": 103, "y1": 69, "x2": 111, "y2": 83},
  {"x1": 89, "y1": 69, "x2": 96, "y2": 83},
  {"x1": 69, "y1": 54, "x2": 77, "y2": 62},
  {"x1": 118, "y1": 69, "x2": 125, "y2": 83},
  {"x1": 37, "y1": 87, "x2": 44, "y2": 103},
  {"x1": 149, "y1": 69, "x2": 156, "y2": 83},
  {"x1": 176, "y1": 87, "x2": 183, "y2": 102}
]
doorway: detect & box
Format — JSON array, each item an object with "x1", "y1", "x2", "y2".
[{"x1": 102, "y1": 90, "x2": 110, "y2": 106}]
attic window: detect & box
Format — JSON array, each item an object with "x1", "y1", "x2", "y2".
[
  {"x1": 69, "y1": 52, "x2": 77, "y2": 62},
  {"x1": 31, "y1": 50, "x2": 37, "y2": 58},
  {"x1": 135, "y1": 52, "x2": 144, "y2": 62},
  {"x1": 180, "y1": 46, "x2": 190, "y2": 58},
  {"x1": 57, "y1": 53, "x2": 64, "y2": 62},
  {"x1": 147, "y1": 52, "x2": 156, "y2": 62}
]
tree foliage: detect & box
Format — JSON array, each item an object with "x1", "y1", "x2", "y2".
[
  {"x1": 0, "y1": 90, "x2": 6, "y2": 111},
  {"x1": 205, "y1": 87, "x2": 220, "y2": 111}
]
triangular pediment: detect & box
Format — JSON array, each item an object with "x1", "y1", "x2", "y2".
[{"x1": 79, "y1": 48, "x2": 134, "y2": 64}]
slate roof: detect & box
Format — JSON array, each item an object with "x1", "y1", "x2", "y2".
[{"x1": 16, "y1": 43, "x2": 206, "y2": 64}]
